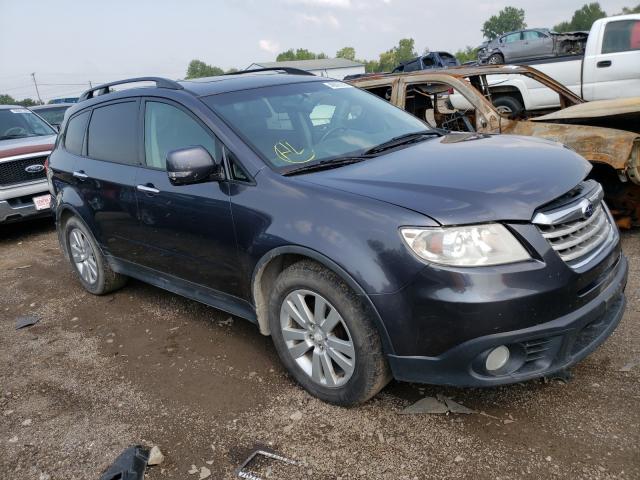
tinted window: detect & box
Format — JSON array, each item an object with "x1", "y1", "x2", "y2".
[
  {"x1": 522, "y1": 30, "x2": 544, "y2": 40},
  {"x1": 602, "y1": 20, "x2": 640, "y2": 53},
  {"x1": 225, "y1": 148, "x2": 250, "y2": 182},
  {"x1": 144, "y1": 101, "x2": 219, "y2": 169},
  {"x1": 504, "y1": 32, "x2": 522, "y2": 43},
  {"x1": 64, "y1": 111, "x2": 90, "y2": 155},
  {"x1": 87, "y1": 101, "x2": 138, "y2": 164}
]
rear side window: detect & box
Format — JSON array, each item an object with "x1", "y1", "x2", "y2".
[
  {"x1": 64, "y1": 111, "x2": 90, "y2": 155},
  {"x1": 144, "y1": 101, "x2": 220, "y2": 169},
  {"x1": 87, "y1": 101, "x2": 138, "y2": 164},
  {"x1": 602, "y1": 20, "x2": 640, "y2": 53}
]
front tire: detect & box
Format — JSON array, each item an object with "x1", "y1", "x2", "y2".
[
  {"x1": 62, "y1": 216, "x2": 127, "y2": 295},
  {"x1": 269, "y1": 260, "x2": 391, "y2": 406},
  {"x1": 487, "y1": 52, "x2": 504, "y2": 65}
]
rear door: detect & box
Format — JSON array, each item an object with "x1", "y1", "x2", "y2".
[
  {"x1": 584, "y1": 18, "x2": 640, "y2": 100},
  {"x1": 521, "y1": 30, "x2": 553, "y2": 58},
  {"x1": 78, "y1": 99, "x2": 142, "y2": 260},
  {"x1": 131, "y1": 98, "x2": 242, "y2": 296}
]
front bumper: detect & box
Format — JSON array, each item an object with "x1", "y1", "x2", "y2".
[
  {"x1": 387, "y1": 253, "x2": 628, "y2": 386},
  {"x1": 0, "y1": 181, "x2": 52, "y2": 223}
]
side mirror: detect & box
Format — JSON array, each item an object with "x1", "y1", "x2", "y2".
[{"x1": 166, "y1": 146, "x2": 224, "y2": 185}]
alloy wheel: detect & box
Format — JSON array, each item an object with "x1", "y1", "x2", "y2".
[
  {"x1": 280, "y1": 289, "x2": 356, "y2": 387},
  {"x1": 69, "y1": 228, "x2": 98, "y2": 285}
]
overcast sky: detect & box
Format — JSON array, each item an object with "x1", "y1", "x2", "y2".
[{"x1": 0, "y1": 0, "x2": 630, "y2": 102}]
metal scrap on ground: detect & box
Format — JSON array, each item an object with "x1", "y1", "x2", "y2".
[
  {"x1": 400, "y1": 395, "x2": 476, "y2": 415},
  {"x1": 235, "y1": 448, "x2": 298, "y2": 480},
  {"x1": 99, "y1": 445, "x2": 149, "y2": 480},
  {"x1": 15, "y1": 315, "x2": 39, "y2": 330}
]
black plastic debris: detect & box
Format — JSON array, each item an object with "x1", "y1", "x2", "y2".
[
  {"x1": 235, "y1": 447, "x2": 297, "y2": 479},
  {"x1": 15, "y1": 315, "x2": 39, "y2": 330},
  {"x1": 100, "y1": 445, "x2": 149, "y2": 480},
  {"x1": 543, "y1": 369, "x2": 574, "y2": 384}
]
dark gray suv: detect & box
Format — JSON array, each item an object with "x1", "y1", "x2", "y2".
[{"x1": 48, "y1": 72, "x2": 627, "y2": 405}]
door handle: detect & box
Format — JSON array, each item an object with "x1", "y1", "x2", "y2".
[
  {"x1": 73, "y1": 170, "x2": 88, "y2": 179},
  {"x1": 136, "y1": 184, "x2": 160, "y2": 194},
  {"x1": 597, "y1": 60, "x2": 612, "y2": 68}
]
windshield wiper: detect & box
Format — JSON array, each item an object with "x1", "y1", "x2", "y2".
[
  {"x1": 0, "y1": 134, "x2": 30, "y2": 140},
  {"x1": 364, "y1": 130, "x2": 441, "y2": 155},
  {"x1": 283, "y1": 155, "x2": 372, "y2": 176}
]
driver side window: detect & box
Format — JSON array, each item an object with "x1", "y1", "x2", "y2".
[{"x1": 144, "y1": 101, "x2": 220, "y2": 170}]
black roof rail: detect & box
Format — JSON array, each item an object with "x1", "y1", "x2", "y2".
[
  {"x1": 79, "y1": 77, "x2": 183, "y2": 101},
  {"x1": 225, "y1": 67, "x2": 315, "y2": 77}
]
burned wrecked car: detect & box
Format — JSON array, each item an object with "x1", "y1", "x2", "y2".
[
  {"x1": 348, "y1": 66, "x2": 640, "y2": 227},
  {"x1": 477, "y1": 28, "x2": 588, "y2": 64}
]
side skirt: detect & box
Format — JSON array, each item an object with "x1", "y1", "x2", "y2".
[{"x1": 107, "y1": 256, "x2": 258, "y2": 324}]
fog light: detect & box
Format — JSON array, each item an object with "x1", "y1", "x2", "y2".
[{"x1": 486, "y1": 345, "x2": 510, "y2": 372}]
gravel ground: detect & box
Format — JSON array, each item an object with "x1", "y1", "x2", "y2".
[{"x1": 1, "y1": 219, "x2": 638, "y2": 480}]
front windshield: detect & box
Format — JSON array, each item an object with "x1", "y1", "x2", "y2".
[
  {"x1": 0, "y1": 108, "x2": 56, "y2": 140},
  {"x1": 203, "y1": 80, "x2": 430, "y2": 171}
]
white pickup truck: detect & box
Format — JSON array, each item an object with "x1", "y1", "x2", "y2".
[{"x1": 473, "y1": 14, "x2": 640, "y2": 115}]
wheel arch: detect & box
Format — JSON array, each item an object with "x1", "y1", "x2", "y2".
[{"x1": 251, "y1": 246, "x2": 395, "y2": 355}]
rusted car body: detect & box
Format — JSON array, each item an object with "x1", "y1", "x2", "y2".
[{"x1": 348, "y1": 65, "x2": 640, "y2": 226}]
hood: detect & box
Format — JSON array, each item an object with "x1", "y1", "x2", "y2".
[
  {"x1": 506, "y1": 120, "x2": 639, "y2": 171},
  {"x1": 0, "y1": 135, "x2": 56, "y2": 160},
  {"x1": 532, "y1": 98, "x2": 640, "y2": 122},
  {"x1": 300, "y1": 133, "x2": 590, "y2": 225}
]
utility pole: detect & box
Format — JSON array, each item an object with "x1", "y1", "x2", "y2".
[
  {"x1": 88, "y1": 80, "x2": 93, "y2": 88},
  {"x1": 31, "y1": 72, "x2": 43, "y2": 104}
]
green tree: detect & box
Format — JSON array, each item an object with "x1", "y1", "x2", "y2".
[
  {"x1": 0, "y1": 94, "x2": 16, "y2": 105},
  {"x1": 276, "y1": 48, "x2": 327, "y2": 61},
  {"x1": 395, "y1": 38, "x2": 417, "y2": 63},
  {"x1": 0, "y1": 94, "x2": 39, "y2": 106},
  {"x1": 454, "y1": 46, "x2": 478, "y2": 64},
  {"x1": 336, "y1": 47, "x2": 356, "y2": 60},
  {"x1": 186, "y1": 59, "x2": 224, "y2": 79},
  {"x1": 554, "y1": 2, "x2": 606, "y2": 32},
  {"x1": 482, "y1": 6, "x2": 527, "y2": 40},
  {"x1": 17, "y1": 98, "x2": 39, "y2": 107},
  {"x1": 620, "y1": 3, "x2": 640, "y2": 14}
]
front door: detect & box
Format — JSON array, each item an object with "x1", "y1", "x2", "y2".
[{"x1": 132, "y1": 99, "x2": 242, "y2": 297}]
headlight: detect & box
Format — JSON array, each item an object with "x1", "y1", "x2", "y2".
[{"x1": 400, "y1": 224, "x2": 530, "y2": 267}]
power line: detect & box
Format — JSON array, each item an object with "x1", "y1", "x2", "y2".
[{"x1": 31, "y1": 73, "x2": 43, "y2": 104}]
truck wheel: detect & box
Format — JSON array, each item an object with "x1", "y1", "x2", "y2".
[
  {"x1": 493, "y1": 96, "x2": 524, "y2": 118},
  {"x1": 62, "y1": 216, "x2": 127, "y2": 295},
  {"x1": 487, "y1": 53, "x2": 504, "y2": 64},
  {"x1": 268, "y1": 260, "x2": 391, "y2": 406}
]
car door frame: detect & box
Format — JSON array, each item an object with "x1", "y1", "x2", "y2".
[{"x1": 132, "y1": 95, "x2": 253, "y2": 303}]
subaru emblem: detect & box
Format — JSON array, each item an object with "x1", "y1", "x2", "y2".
[
  {"x1": 583, "y1": 201, "x2": 594, "y2": 218},
  {"x1": 25, "y1": 164, "x2": 45, "y2": 174}
]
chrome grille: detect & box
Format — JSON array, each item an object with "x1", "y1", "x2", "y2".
[
  {"x1": 0, "y1": 155, "x2": 47, "y2": 187},
  {"x1": 533, "y1": 181, "x2": 616, "y2": 269}
]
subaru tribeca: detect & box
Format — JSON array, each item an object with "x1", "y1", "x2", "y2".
[{"x1": 48, "y1": 72, "x2": 627, "y2": 405}]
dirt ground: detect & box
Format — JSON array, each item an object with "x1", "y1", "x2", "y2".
[{"x1": 1, "y1": 219, "x2": 638, "y2": 480}]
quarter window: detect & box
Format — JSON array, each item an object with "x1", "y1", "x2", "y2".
[
  {"x1": 144, "y1": 101, "x2": 219, "y2": 169},
  {"x1": 87, "y1": 102, "x2": 138, "y2": 164},
  {"x1": 64, "y1": 111, "x2": 90, "y2": 156},
  {"x1": 602, "y1": 20, "x2": 640, "y2": 53}
]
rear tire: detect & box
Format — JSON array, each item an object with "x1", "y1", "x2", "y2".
[
  {"x1": 493, "y1": 95, "x2": 524, "y2": 119},
  {"x1": 268, "y1": 260, "x2": 391, "y2": 406},
  {"x1": 62, "y1": 216, "x2": 127, "y2": 295}
]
